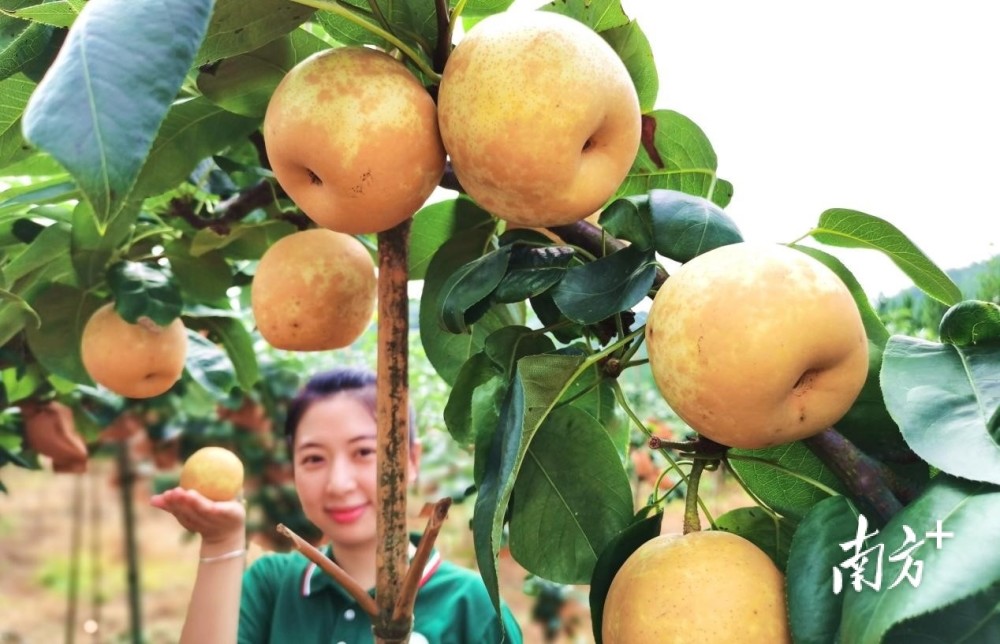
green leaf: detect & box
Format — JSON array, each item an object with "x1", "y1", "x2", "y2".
[
  {"x1": 618, "y1": 110, "x2": 733, "y2": 207},
  {"x1": 0, "y1": 73, "x2": 33, "y2": 162},
  {"x1": 809, "y1": 208, "x2": 962, "y2": 306},
  {"x1": 482, "y1": 325, "x2": 557, "y2": 378},
  {"x1": 195, "y1": 0, "x2": 314, "y2": 65},
  {"x1": 462, "y1": 0, "x2": 515, "y2": 16},
  {"x1": 493, "y1": 245, "x2": 575, "y2": 303},
  {"x1": 552, "y1": 245, "x2": 656, "y2": 324},
  {"x1": 316, "y1": 0, "x2": 438, "y2": 58},
  {"x1": 881, "y1": 335, "x2": 1000, "y2": 485},
  {"x1": 0, "y1": 8, "x2": 54, "y2": 80},
  {"x1": 70, "y1": 200, "x2": 136, "y2": 288},
  {"x1": 715, "y1": 506, "x2": 797, "y2": 572},
  {"x1": 131, "y1": 97, "x2": 259, "y2": 200},
  {"x1": 197, "y1": 29, "x2": 329, "y2": 118},
  {"x1": 1, "y1": 220, "x2": 69, "y2": 283},
  {"x1": 786, "y1": 495, "x2": 861, "y2": 644},
  {"x1": 5, "y1": 1, "x2": 80, "y2": 28},
  {"x1": 0, "y1": 286, "x2": 39, "y2": 346},
  {"x1": 588, "y1": 512, "x2": 662, "y2": 644},
  {"x1": 439, "y1": 245, "x2": 512, "y2": 334},
  {"x1": 472, "y1": 353, "x2": 586, "y2": 618},
  {"x1": 600, "y1": 19, "x2": 657, "y2": 112},
  {"x1": 443, "y1": 351, "x2": 503, "y2": 445},
  {"x1": 410, "y1": 196, "x2": 494, "y2": 280},
  {"x1": 541, "y1": 0, "x2": 628, "y2": 30},
  {"x1": 189, "y1": 220, "x2": 296, "y2": 258},
  {"x1": 23, "y1": 283, "x2": 101, "y2": 383},
  {"x1": 939, "y1": 299, "x2": 1000, "y2": 347},
  {"x1": 22, "y1": 0, "x2": 214, "y2": 228},
  {"x1": 106, "y1": 261, "x2": 183, "y2": 326},
  {"x1": 728, "y1": 441, "x2": 847, "y2": 521},
  {"x1": 644, "y1": 188, "x2": 742, "y2": 262},
  {"x1": 840, "y1": 476, "x2": 1000, "y2": 643},
  {"x1": 884, "y1": 584, "x2": 1000, "y2": 643},
  {"x1": 598, "y1": 197, "x2": 653, "y2": 250},
  {"x1": 165, "y1": 241, "x2": 233, "y2": 303},
  {"x1": 189, "y1": 316, "x2": 259, "y2": 393},
  {"x1": 183, "y1": 329, "x2": 238, "y2": 400},
  {"x1": 419, "y1": 225, "x2": 522, "y2": 384},
  {"x1": 509, "y1": 405, "x2": 634, "y2": 584}
]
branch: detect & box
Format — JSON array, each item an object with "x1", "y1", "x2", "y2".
[
  {"x1": 549, "y1": 221, "x2": 670, "y2": 289},
  {"x1": 276, "y1": 523, "x2": 379, "y2": 618},
  {"x1": 432, "y1": 0, "x2": 450, "y2": 74},
  {"x1": 392, "y1": 498, "x2": 452, "y2": 622},
  {"x1": 168, "y1": 181, "x2": 275, "y2": 231},
  {"x1": 804, "y1": 428, "x2": 903, "y2": 524}
]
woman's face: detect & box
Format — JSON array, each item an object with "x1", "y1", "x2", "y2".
[{"x1": 292, "y1": 394, "x2": 418, "y2": 550}]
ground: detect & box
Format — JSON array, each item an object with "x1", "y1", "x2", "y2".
[{"x1": 0, "y1": 456, "x2": 752, "y2": 643}]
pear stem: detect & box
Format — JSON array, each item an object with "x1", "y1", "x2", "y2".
[
  {"x1": 291, "y1": 0, "x2": 442, "y2": 83},
  {"x1": 682, "y1": 459, "x2": 707, "y2": 534}
]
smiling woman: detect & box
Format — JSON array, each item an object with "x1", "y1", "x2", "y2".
[{"x1": 151, "y1": 366, "x2": 523, "y2": 644}]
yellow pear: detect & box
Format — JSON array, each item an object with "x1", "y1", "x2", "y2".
[
  {"x1": 645, "y1": 242, "x2": 869, "y2": 449},
  {"x1": 437, "y1": 11, "x2": 641, "y2": 227}
]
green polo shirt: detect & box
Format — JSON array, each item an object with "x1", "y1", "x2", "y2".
[{"x1": 238, "y1": 536, "x2": 523, "y2": 643}]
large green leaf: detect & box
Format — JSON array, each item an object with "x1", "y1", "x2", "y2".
[
  {"x1": 509, "y1": 405, "x2": 633, "y2": 584},
  {"x1": 840, "y1": 476, "x2": 1000, "y2": 642},
  {"x1": 881, "y1": 335, "x2": 1000, "y2": 485},
  {"x1": 728, "y1": 441, "x2": 847, "y2": 521},
  {"x1": 23, "y1": 283, "x2": 101, "y2": 384},
  {"x1": 22, "y1": 0, "x2": 214, "y2": 228},
  {"x1": 472, "y1": 353, "x2": 586, "y2": 618},
  {"x1": 618, "y1": 110, "x2": 733, "y2": 207},
  {"x1": 409, "y1": 196, "x2": 494, "y2": 280},
  {"x1": 551, "y1": 245, "x2": 656, "y2": 324},
  {"x1": 0, "y1": 286, "x2": 39, "y2": 346},
  {"x1": 715, "y1": 506, "x2": 797, "y2": 572},
  {"x1": 419, "y1": 224, "x2": 522, "y2": 384},
  {"x1": 131, "y1": 97, "x2": 259, "y2": 200},
  {"x1": 786, "y1": 495, "x2": 861, "y2": 644},
  {"x1": 443, "y1": 351, "x2": 503, "y2": 445},
  {"x1": 599, "y1": 19, "x2": 657, "y2": 112},
  {"x1": 809, "y1": 209, "x2": 962, "y2": 306},
  {"x1": 195, "y1": 0, "x2": 314, "y2": 65}
]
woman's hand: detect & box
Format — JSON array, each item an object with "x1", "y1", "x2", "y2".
[{"x1": 150, "y1": 487, "x2": 246, "y2": 550}]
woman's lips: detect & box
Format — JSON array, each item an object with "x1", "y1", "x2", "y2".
[{"x1": 328, "y1": 504, "x2": 367, "y2": 524}]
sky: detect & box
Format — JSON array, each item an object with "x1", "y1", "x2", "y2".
[{"x1": 618, "y1": 0, "x2": 1000, "y2": 298}]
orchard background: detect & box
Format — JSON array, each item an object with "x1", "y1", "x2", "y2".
[{"x1": 1, "y1": 0, "x2": 999, "y2": 643}]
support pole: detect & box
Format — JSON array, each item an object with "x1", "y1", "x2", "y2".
[{"x1": 374, "y1": 219, "x2": 413, "y2": 644}]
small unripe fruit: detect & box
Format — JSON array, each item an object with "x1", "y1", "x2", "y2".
[{"x1": 179, "y1": 446, "x2": 244, "y2": 501}]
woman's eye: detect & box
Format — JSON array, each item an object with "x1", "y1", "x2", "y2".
[
  {"x1": 299, "y1": 454, "x2": 324, "y2": 466},
  {"x1": 356, "y1": 447, "x2": 377, "y2": 459}
]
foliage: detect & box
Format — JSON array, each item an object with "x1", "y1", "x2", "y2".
[{"x1": 1, "y1": 0, "x2": 999, "y2": 641}]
